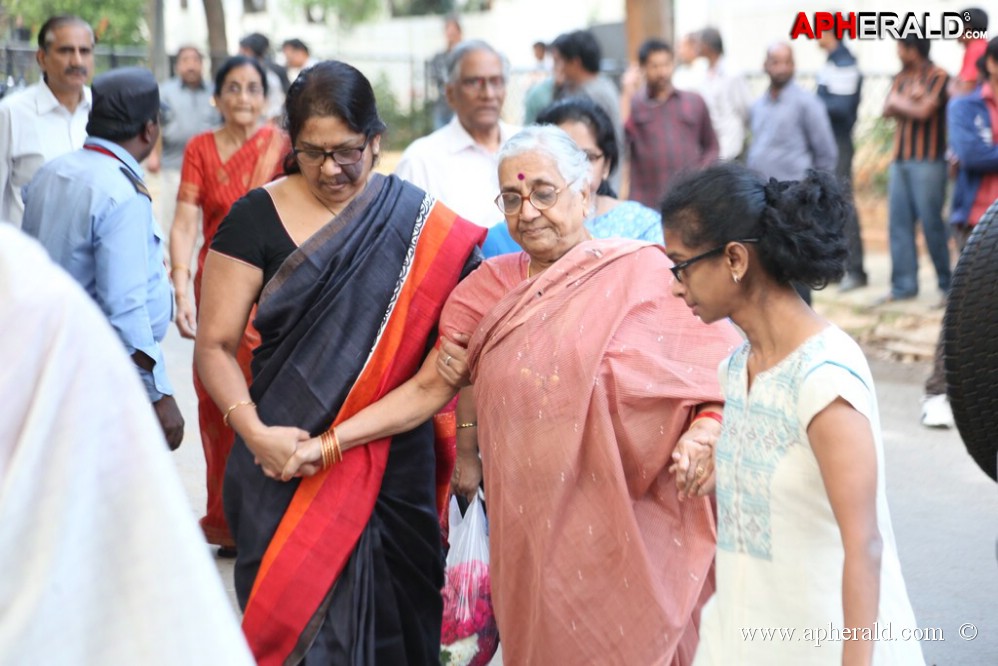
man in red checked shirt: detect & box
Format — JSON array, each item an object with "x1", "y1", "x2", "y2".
[{"x1": 623, "y1": 38, "x2": 718, "y2": 209}]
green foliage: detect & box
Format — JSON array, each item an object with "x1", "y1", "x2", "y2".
[
  {"x1": 855, "y1": 117, "x2": 896, "y2": 195},
  {"x1": 371, "y1": 72, "x2": 430, "y2": 151},
  {"x1": 389, "y1": 0, "x2": 454, "y2": 18},
  {"x1": 286, "y1": 0, "x2": 381, "y2": 29},
  {"x1": 7, "y1": 0, "x2": 147, "y2": 45}
]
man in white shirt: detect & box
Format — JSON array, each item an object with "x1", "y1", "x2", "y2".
[
  {"x1": 672, "y1": 32, "x2": 708, "y2": 93},
  {"x1": 698, "y1": 27, "x2": 752, "y2": 161},
  {"x1": 395, "y1": 40, "x2": 517, "y2": 228},
  {"x1": 0, "y1": 15, "x2": 93, "y2": 228}
]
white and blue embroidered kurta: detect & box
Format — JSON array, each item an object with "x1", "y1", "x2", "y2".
[{"x1": 695, "y1": 326, "x2": 925, "y2": 665}]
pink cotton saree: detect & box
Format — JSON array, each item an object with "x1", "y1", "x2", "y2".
[{"x1": 440, "y1": 239, "x2": 743, "y2": 665}]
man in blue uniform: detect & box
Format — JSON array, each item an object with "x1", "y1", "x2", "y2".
[{"x1": 22, "y1": 67, "x2": 184, "y2": 449}]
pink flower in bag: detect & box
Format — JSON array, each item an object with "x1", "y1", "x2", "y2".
[{"x1": 440, "y1": 496, "x2": 498, "y2": 666}]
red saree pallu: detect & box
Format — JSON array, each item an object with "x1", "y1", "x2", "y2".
[
  {"x1": 179, "y1": 125, "x2": 288, "y2": 547},
  {"x1": 226, "y1": 174, "x2": 484, "y2": 665}
]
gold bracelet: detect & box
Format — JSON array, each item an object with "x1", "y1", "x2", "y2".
[
  {"x1": 171, "y1": 263, "x2": 190, "y2": 275},
  {"x1": 456, "y1": 422, "x2": 478, "y2": 429},
  {"x1": 222, "y1": 400, "x2": 255, "y2": 427}
]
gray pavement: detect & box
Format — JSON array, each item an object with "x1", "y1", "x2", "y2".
[{"x1": 162, "y1": 247, "x2": 996, "y2": 665}]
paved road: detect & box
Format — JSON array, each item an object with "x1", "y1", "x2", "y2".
[{"x1": 164, "y1": 330, "x2": 996, "y2": 665}]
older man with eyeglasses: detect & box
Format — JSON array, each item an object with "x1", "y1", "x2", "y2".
[{"x1": 396, "y1": 39, "x2": 519, "y2": 228}]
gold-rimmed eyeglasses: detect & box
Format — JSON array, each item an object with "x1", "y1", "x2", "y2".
[{"x1": 495, "y1": 184, "x2": 568, "y2": 216}]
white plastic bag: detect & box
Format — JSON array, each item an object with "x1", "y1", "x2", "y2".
[{"x1": 440, "y1": 492, "x2": 498, "y2": 666}]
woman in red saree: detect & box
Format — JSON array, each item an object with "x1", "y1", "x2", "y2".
[{"x1": 169, "y1": 55, "x2": 289, "y2": 554}]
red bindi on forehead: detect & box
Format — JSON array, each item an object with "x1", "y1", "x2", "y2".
[{"x1": 517, "y1": 173, "x2": 525, "y2": 180}]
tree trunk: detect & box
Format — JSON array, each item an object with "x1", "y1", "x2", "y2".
[
  {"x1": 148, "y1": 0, "x2": 169, "y2": 81},
  {"x1": 202, "y1": 0, "x2": 229, "y2": 76},
  {"x1": 624, "y1": 0, "x2": 673, "y2": 64}
]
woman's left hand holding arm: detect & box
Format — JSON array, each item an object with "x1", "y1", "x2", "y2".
[
  {"x1": 436, "y1": 331, "x2": 472, "y2": 388},
  {"x1": 670, "y1": 420, "x2": 719, "y2": 499},
  {"x1": 670, "y1": 403, "x2": 724, "y2": 499}
]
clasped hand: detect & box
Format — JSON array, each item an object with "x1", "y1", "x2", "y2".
[
  {"x1": 246, "y1": 334, "x2": 472, "y2": 482},
  {"x1": 669, "y1": 419, "x2": 720, "y2": 499}
]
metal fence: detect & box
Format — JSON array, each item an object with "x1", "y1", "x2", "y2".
[{"x1": 0, "y1": 41, "x2": 148, "y2": 99}]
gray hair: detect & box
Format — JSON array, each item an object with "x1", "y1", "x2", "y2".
[
  {"x1": 446, "y1": 39, "x2": 511, "y2": 85},
  {"x1": 498, "y1": 126, "x2": 591, "y2": 196}
]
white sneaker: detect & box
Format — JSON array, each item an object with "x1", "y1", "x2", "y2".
[{"x1": 921, "y1": 394, "x2": 954, "y2": 429}]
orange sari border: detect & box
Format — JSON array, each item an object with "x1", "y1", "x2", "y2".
[{"x1": 240, "y1": 200, "x2": 483, "y2": 665}]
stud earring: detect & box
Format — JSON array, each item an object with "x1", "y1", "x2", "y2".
[{"x1": 732, "y1": 274, "x2": 741, "y2": 284}]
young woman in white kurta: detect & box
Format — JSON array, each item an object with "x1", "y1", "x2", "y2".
[{"x1": 662, "y1": 164, "x2": 924, "y2": 665}]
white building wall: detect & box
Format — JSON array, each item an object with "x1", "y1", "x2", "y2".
[
  {"x1": 674, "y1": 0, "x2": 966, "y2": 75},
  {"x1": 164, "y1": 0, "x2": 624, "y2": 117}
]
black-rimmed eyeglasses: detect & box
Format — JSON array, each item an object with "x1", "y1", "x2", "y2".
[
  {"x1": 670, "y1": 238, "x2": 760, "y2": 283},
  {"x1": 293, "y1": 137, "x2": 371, "y2": 167}
]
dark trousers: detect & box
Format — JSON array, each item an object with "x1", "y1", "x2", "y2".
[{"x1": 836, "y1": 133, "x2": 866, "y2": 279}]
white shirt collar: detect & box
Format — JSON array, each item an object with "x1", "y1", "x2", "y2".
[
  {"x1": 35, "y1": 81, "x2": 92, "y2": 116},
  {"x1": 440, "y1": 116, "x2": 516, "y2": 155}
]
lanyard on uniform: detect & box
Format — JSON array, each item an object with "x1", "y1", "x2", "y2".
[
  {"x1": 83, "y1": 143, "x2": 137, "y2": 171},
  {"x1": 83, "y1": 144, "x2": 151, "y2": 201}
]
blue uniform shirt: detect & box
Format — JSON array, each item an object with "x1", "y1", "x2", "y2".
[{"x1": 21, "y1": 136, "x2": 174, "y2": 401}]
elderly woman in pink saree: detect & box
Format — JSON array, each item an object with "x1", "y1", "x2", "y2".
[{"x1": 438, "y1": 126, "x2": 743, "y2": 664}]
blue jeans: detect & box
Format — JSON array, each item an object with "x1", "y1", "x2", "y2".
[{"x1": 887, "y1": 160, "x2": 951, "y2": 298}]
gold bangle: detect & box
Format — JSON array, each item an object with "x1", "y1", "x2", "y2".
[
  {"x1": 171, "y1": 263, "x2": 190, "y2": 275},
  {"x1": 331, "y1": 428, "x2": 342, "y2": 464},
  {"x1": 456, "y1": 422, "x2": 478, "y2": 429},
  {"x1": 320, "y1": 432, "x2": 330, "y2": 469},
  {"x1": 222, "y1": 400, "x2": 255, "y2": 427},
  {"x1": 320, "y1": 428, "x2": 342, "y2": 469}
]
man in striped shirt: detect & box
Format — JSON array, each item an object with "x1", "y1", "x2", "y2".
[{"x1": 879, "y1": 36, "x2": 951, "y2": 304}]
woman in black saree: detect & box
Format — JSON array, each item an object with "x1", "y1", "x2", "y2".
[{"x1": 194, "y1": 61, "x2": 485, "y2": 665}]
